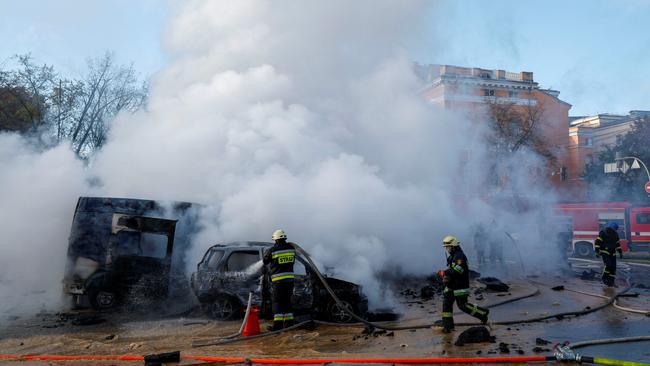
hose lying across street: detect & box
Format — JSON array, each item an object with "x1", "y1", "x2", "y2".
[
  {"x1": 4, "y1": 250, "x2": 648, "y2": 364},
  {"x1": 192, "y1": 241, "x2": 642, "y2": 348},
  {"x1": 0, "y1": 355, "x2": 646, "y2": 365}
]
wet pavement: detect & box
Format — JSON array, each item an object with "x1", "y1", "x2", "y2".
[{"x1": 0, "y1": 260, "x2": 648, "y2": 365}]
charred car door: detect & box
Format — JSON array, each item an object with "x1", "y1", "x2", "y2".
[{"x1": 291, "y1": 257, "x2": 313, "y2": 311}]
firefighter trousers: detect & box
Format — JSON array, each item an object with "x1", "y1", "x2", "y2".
[
  {"x1": 441, "y1": 289, "x2": 488, "y2": 330},
  {"x1": 271, "y1": 279, "x2": 294, "y2": 329},
  {"x1": 601, "y1": 254, "x2": 617, "y2": 287}
]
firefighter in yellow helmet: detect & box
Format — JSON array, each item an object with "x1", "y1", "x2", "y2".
[
  {"x1": 438, "y1": 235, "x2": 489, "y2": 333},
  {"x1": 263, "y1": 229, "x2": 296, "y2": 330}
]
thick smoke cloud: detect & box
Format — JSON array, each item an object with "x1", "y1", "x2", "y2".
[
  {"x1": 0, "y1": 0, "x2": 561, "y2": 314},
  {"x1": 0, "y1": 135, "x2": 88, "y2": 314}
]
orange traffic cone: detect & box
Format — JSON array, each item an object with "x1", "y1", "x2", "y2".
[{"x1": 242, "y1": 306, "x2": 260, "y2": 337}]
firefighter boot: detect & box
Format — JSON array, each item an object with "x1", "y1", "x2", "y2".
[
  {"x1": 478, "y1": 308, "x2": 489, "y2": 325},
  {"x1": 442, "y1": 315, "x2": 454, "y2": 333}
]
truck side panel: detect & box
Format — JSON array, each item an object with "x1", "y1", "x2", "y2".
[{"x1": 630, "y1": 207, "x2": 650, "y2": 251}]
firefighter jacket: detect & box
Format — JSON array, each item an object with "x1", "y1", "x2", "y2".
[
  {"x1": 263, "y1": 241, "x2": 296, "y2": 282},
  {"x1": 595, "y1": 227, "x2": 621, "y2": 256},
  {"x1": 444, "y1": 248, "x2": 470, "y2": 293}
]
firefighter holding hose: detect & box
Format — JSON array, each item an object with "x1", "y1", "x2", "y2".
[
  {"x1": 437, "y1": 235, "x2": 489, "y2": 333},
  {"x1": 263, "y1": 229, "x2": 296, "y2": 330},
  {"x1": 595, "y1": 222, "x2": 622, "y2": 287}
]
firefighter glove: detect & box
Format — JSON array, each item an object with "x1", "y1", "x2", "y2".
[{"x1": 442, "y1": 275, "x2": 451, "y2": 285}]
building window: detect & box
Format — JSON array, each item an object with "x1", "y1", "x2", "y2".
[
  {"x1": 637, "y1": 213, "x2": 650, "y2": 224},
  {"x1": 585, "y1": 137, "x2": 593, "y2": 146},
  {"x1": 481, "y1": 72, "x2": 491, "y2": 79},
  {"x1": 509, "y1": 121, "x2": 521, "y2": 135},
  {"x1": 508, "y1": 90, "x2": 518, "y2": 98},
  {"x1": 484, "y1": 89, "x2": 495, "y2": 97}
]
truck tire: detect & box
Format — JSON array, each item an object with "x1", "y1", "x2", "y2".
[
  {"x1": 574, "y1": 242, "x2": 594, "y2": 258},
  {"x1": 88, "y1": 288, "x2": 118, "y2": 310}
]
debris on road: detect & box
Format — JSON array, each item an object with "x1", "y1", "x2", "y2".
[
  {"x1": 498, "y1": 342, "x2": 511, "y2": 353},
  {"x1": 454, "y1": 326, "x2": 495, "y2": 346},
  {"x1": 477, "y1": 277, "x2": 510, "y2": 292},
  {"x1": 580, "y1": 269, "x2": 599, "y2": 281}
]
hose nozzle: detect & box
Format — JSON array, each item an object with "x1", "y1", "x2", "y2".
[{"x1": 554, "y1": 343, "x2": 581, "y2": 362}]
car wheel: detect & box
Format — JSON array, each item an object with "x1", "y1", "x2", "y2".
[
  {"x1": 574, "y1": 242, "x2": 594, "y2": 258},
  {"x1": 327, "y1": 300, "x2": 356, "y2": 323},
  {"x1": 203, "y1": 295, "x2": 241, "y2": 320},
  {"x1": 88, "y1": 289, "x2": 118, "y2": 310}
]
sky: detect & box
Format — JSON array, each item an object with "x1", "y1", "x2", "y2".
[{"x1": 0, "y1": 0, "x2": 648, "y2": 116}]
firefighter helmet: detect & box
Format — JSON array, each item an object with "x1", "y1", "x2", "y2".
[
  {"x1": 442, "y1": 235, "x2": 460, "y2": 247},
  {"x1": 607, "y1": 222, "x2": 619, "y2": 231},
  {"x1": 272, "y1": 229, "x2": 287, "y2": 241}
]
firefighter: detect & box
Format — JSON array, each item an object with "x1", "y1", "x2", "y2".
[
  {"x1": 472, "y1": 224, "x2": 487, "y2": 265},
  {"x1": 438, "y1": 235, "x2": 489, "y2": 333},
  {"x1": 263, "y1": 229, "x2": 296, "y2": 330},
  {"x1": 487, "y1": 220, "x2": 503, "y2": 265},
  {"x1": 595, "y1": 222, "x2": 622, "y2": 287}
]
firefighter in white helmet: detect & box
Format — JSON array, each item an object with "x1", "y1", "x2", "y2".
[
  {"x1": 438, "y1": 235, "x2": 489, "y2": 333},
  {"x1": 263, "y1": 229, "x2": 296, "y2": 330}
]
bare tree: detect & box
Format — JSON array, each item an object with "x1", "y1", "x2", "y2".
[
  {"x1": 484, "y1": 95, "x2": 559, "y2": 193},
  {"x1": 0, "y1": 53, "x2": 147, "y2": 157},
  {"x1": 66, "y1": 52, "x2": 147, "y2": 157},
  {"x1": 486, "y1": 96, "x2": 557, "y2": 163}
]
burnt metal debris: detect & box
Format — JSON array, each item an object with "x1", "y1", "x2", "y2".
[
  {"x1": 190, "y1": 241, "x2": 368, "y2": 322},
  {"x1": 477, "y1": 277, "x2": 510, "y2": 292},
  {"x1": 62, "y1": 197, "x2": 200, "y2": 310},
  {"x1": 454, "y1": 326, "x2": 496, "y2": 346}
]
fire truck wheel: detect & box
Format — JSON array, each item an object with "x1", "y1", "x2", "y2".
[{"x1": 575, "y1": 242, "x2": 595, "y2": 258}]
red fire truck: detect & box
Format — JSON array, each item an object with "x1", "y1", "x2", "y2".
[{"x1": 555, "y1": 202, "x2": 650, "y2": 257}]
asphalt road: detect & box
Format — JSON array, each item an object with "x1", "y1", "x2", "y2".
[{"x1": 1, "y1": 263, "x2": 648, "y2": 365}]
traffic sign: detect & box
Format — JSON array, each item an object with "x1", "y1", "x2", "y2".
[{"x1": 646, "y1": 181, "x2": 650, "y2": 194}]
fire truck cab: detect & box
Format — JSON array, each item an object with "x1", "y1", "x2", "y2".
[{"x1": 556, "y1": 202, "x2": 650, "y2": 257}]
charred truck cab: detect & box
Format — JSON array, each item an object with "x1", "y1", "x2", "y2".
[{"x1": 63, "y1": 197, "x2": 197, "y2": 310}]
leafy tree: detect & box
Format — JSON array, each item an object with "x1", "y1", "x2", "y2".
[
  {"x1": 584, "y1": 116, "x2": 650, "y2": 203},
  {"x1": 0, "y1": 85, "x2": 41, "y2": 133}
]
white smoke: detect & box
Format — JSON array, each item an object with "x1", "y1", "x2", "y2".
[
  {"x1": 0, "y1": 0, "x2": 562, "y2": 314},
  {"x1": 0, "y1": 135, "x2": 88, "y2": 314}
]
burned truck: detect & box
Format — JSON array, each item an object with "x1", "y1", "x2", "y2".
[{"x1": 63, "y1": 197, "x2": 199, "y2": 310}]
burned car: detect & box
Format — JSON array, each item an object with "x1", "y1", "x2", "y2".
[
  {"x1": 190, "y1": 242, "x2": 368, "y2": 322},
  {"x1": 63, "y1": 197, "x2": 199, "y2": 310}
]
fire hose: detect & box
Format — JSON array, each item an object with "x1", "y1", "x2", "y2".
[
  {"x1": 2, "y1": 345, "x2": 649, "y2": 365},
  {"x1": 193, "y1": 241, "x2": 637, "y2": 347}
]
